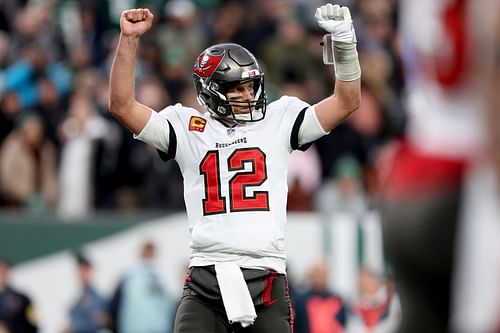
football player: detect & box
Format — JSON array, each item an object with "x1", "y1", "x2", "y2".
[
  {"x1": 108, "y1": 4, "x2": 360, "y2": 333},
  {"x1": 378, "y1": 0, "x2": 500, "y2": 332}
]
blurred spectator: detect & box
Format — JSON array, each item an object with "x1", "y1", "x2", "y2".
[
  {"x1": 66, "y1": 253, "x2": 108, "y2": 333},
  {"x1": 0, "y1": 258, "x2": 38, "y2": 333},
  {"x1": 57, "y1": 90, "x2": 115, "y2": 218},
  {"x1": 236, "y1": 0, "x2": 277, "y2": 56},
  {"x1": 294, "y1": 258, "x2": 349, "y2": 333},
  {"x1": 260, "y1": 17, "x2": 318, "y2": 88},
  {"x1": 0, "y1": 31, "x2": 10, "y2": 67},
  {"x1": 344, "y1": 85, "x2": 390, "y2": 198},
  {"x1": 0, "y1": 43, "x2": 71, "y2": 110},
  {"x1": 89, "y1": 75, "x2": 127, "y2": 211},
  {"x1": 0, "y1": 91, "x2": 22, "y2": 145},
  {"x1": 156, "y1": 0, "x2": 204, "y2": 73},
  {"x1": 0, "y1": 1, "x2": 18, "y2": 33},
  {"x1": 136, "y1": 75, "x2": 170, "y2": 118},
  {"x1": 316, "y1": 154, "x2": 368, "y2": 219},
  {"x1": 177, "y1": 85, "x2": 203, "y2": 112},
  {"x1": 348, "y1": 267, "x2": 398, "y2": 333},
  {"x1": 376, "y1": 272, "x2": 402, "y2": 333},
  {"x1": 287, "y1": 145, "x2": 322, "y2": 211},
  {"x1": 7, "y1": 4, "x2": 61, "y2": 64},
  {"x1": 60, "y1": 0, "x2": 109, "y2": 72},
  {"x1": 208, "y1": 0, "x2": 246, "y2": 45},
  {"x1": 35, "y1": 77, "x2": 66, "y2": 148},
  {"x1": 348, "y1": 86, "x2": 384, "y2": 145},
  {"x1": 315, "y1": 121, "x2": 369, "y2": 182},
  {"x1": 154, "y1": 0, "x2": 205, "y2": 102},
  {"x1": 360, "y1": 50, "x2": 404, "y2": 139},
  {"x1": 133, "y1": 75, "x2": 185, "y2": 211},
  {"x1": 0, "y1": 112, "x2": 58, "y2": 212},
  {"x1": 358, "y1": 0, "x2": 396, "y2": 49},
  {"x1": 108, "y1": 242, "x2": 175, "y2": 333}
]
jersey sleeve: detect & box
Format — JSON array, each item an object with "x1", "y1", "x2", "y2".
[
  {"x1": 297, "y1": 106, "x2": 329, "y2": 147},
  {"x1": 134, "y1": 104, "x2": 184, "y2": 161},
  {"x1": 271, "y1": 96, "x2": 328, "y2": 151}
]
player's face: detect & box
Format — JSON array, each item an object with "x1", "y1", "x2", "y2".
[{"x1": 226, "y1": 81, "x2": 255, "y2": 114}]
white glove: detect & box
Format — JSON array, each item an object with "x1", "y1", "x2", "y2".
[
  {"x1": 315, "y1": 4, "x2": 356, "y2": 44},
  {"x1": 314, "y1": 4, "x2": 360, "y2": 80}
]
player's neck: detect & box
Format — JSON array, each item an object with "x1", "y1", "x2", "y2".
[{"x1": 213, "y1": 116, "x2": 243, "y2": 128}]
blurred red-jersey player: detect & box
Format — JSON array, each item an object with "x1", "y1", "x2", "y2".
[{"x1": 378, "y1": 0, "x2": 500, "y2": 332}]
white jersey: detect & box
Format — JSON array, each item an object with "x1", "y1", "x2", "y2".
[
  {"x1": 400, "y1": 0, "x2": 498, "y2": 158},
  {"x1": 136, "y1": 96, "x2": 325, "y2": 273}
]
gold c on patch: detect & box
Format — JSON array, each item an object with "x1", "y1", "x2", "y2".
[{"x1": 189, "y1": 116, "x2": 207, "y2": 132}]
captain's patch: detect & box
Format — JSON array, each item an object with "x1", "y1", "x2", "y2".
[{"x1": 189, "y1": 116, "x2": 207, "y2": 132}]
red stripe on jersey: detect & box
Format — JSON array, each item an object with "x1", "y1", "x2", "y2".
[{"x1": 262, "y1": 271, "x2": 277, "y2": 307}]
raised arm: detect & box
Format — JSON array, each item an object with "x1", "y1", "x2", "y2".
[
  {"x1": 314, "y1": 4, "x2": 361, "y2": 132},
  {"x1": 108, "y1": 8, "x2": 154, "y2": 135}
]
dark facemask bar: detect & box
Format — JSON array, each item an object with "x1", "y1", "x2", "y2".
[{"x1": 213, "y1": 78, "x2": 267, "y2": 122}]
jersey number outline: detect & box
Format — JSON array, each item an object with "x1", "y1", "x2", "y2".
[{"x1": 200, "y1": 148, "x2": 269, "y2": 215}]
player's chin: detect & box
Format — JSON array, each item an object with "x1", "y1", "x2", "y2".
[{"x1": 234, "y1": 108, "x2": 252, "y2": 114}]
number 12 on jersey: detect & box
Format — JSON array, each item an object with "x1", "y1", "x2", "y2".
[{"x1": 199, "y1": 148, "x2": 270, "y2": 215}]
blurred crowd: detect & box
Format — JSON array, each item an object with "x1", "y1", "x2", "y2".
[{"x1": 0, "y1": 0, "x2": 404, "y2": 219}]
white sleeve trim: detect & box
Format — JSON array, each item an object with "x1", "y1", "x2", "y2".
[
  {"x1": 298, "y1": 106, "x2": 329, "y2": 146},
  {"x1": 133, "y1": 110, "x2": 170, "y2": 153}
]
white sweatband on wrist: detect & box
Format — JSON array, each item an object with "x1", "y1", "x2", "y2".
[
  {"x1": 322, "y1": 33, "x2": 361, "y2": 81},
  {"x1": 298, "y1": 106, "x2": 329, "y2": 146},
  {"x1": 333, "y1": 40, "x2": 361, "y2": 81}
]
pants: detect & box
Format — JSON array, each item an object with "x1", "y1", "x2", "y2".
[
  {"x1": 381, "y1": 190, "x2": 461, "y2": 333},
  {"x1": 379, "y1": 143, "x2": 465, "y2": 333},
  {"x1": 173, "y1": 266, "x2": 293, "y2": 333}
]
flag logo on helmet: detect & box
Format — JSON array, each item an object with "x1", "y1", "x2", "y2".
[
  {"x1": 242, "y1": 69, "x2": 260, "y2": 79},
  {"x1": 193, "y1": 52, "x2": 224, "y2": 78}
]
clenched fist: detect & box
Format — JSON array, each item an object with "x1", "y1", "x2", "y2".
[
  {"x1": 315, "y1": 4, "x2": 356, "y2": 44},
  {"x1": 120, "y1": 8, "x2": 154, "y2": 37}
]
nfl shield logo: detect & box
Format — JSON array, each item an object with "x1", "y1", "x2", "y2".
[{"x1": 227, "y1": 128, "x2": 235, "y2": 137}]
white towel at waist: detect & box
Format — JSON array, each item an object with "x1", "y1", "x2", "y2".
[{"x1": 215, "y1": 263, "x2": 257, "y2": 328}]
